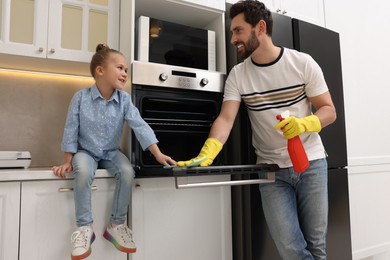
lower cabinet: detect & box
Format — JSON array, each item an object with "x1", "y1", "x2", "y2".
[
  {"x1": 0, "y1": 182, "x2": 20, "y2": 260},
  {"x1": 19, "y1": 178, "x2": 127, "y2": 260},
  {"x1": 130, "y1": 176, "x2": 232, "y2": 260}
]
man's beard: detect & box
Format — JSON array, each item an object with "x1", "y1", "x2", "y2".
[{"x1": 237, "y1": 30, "x2": 260, "y2": 61}]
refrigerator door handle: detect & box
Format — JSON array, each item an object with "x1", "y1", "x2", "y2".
[{"x1": 175, "y1": 172, "x2": 275, "y2": 189}]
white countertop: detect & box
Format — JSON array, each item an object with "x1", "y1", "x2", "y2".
[{"x1": 0, "y1": 168, "x2": 110, "y2": 182}]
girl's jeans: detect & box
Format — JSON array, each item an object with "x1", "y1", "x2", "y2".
[
  {"x1": 259, "y1": 158, "x2": 328, "y2": 260},
  {"x1": 72, "y1": 150, "x2": 134, "y2": 227}
]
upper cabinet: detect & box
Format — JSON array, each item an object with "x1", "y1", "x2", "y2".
[
  {"x1": 0, "y1": 0, "x2": 119, "y2": 63},
  {"x1": 261, "y1": 0, "x2": 325, "y2": 27},
  {"x1": 226, "y1": 0, "x2": 325, "y2": 27},
  {"x1": 177, "y1": 0, "x2": 225, "y2": 11}
]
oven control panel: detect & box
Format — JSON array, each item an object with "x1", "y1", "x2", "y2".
[{"x1": 132, "y1": 61, "x2": 225, "y2": 93}]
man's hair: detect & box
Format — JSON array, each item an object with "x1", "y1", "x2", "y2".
[{"x1": 229, "y1": 0, "x2": 273, "y2": 36}]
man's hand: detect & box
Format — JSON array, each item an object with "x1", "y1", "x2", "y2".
[
  {"x1": 274, "y1": 115, "x2": 321, "y2": 139},
  {"x1": 177, "y1": 138, "x2": 223, "y2": 167}
]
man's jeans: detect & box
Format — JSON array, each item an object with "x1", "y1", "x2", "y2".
[
  {"x1": 259, "y1": 158, "x2": 328, "y2": 260},
  {"x1": 72, "y1": 151, "x2": 134, "y2": 227}
]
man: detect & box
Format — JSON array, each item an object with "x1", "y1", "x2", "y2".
[{"x1": 177, "y1": 1, "x2": 336, "y2": 259}]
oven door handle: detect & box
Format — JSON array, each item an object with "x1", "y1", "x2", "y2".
[{"x1": 174, "y1": 172, "x2": 275, "y2": 189}]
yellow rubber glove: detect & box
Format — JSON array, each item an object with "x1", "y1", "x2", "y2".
[
  {"x1": 274, "y1": 115, "x2": 321, "y2": 139},
  {"x1": 177, "y1": 138, "x2": 223, "y2": 167}
]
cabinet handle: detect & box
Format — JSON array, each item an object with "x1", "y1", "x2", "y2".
[
  {"x1": 38, "y1": 47, "x2": 44, "y2": 52},
  {"x1": 282, "y1": 10, "x2": 287, "y2": 14},
  {"x1": 59, "y1": 186, "x2": 97, "y2": 192},
  {"x1": 276, "y1": 8, "x2": 281, "y2": 13},
  {"x1": 50, "y1": 48, "x2": 55, "y2": 54}
]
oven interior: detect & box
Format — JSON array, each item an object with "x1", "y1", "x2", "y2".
[{"x1": 131, "y1": 85, "x2": 225, "y2": 177}]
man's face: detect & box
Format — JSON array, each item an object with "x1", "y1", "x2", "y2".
[{"x1": 230, "y1": 13, "x2": 260, "y2": 60}]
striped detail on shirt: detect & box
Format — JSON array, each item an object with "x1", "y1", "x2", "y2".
[{"x1": 241, "y1": 84, "x2": 306, "y2": 111}]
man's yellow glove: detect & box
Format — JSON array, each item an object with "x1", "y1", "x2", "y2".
[
  {"x1": 274, "y1": 115, "x2": 321, "y2": 139},
  {"x1": 177, "y1": 138, "x2": 223, "y2": 167}
]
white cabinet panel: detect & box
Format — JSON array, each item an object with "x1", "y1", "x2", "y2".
[
  {"x1": 227, "y1": 0, "x2": 325, "y2": 27},
  {"x1": 279, "y1": 0, "x2": 325, "y2": 26},
  {"x1": 131, "y1": 176, "x2": 232, "y2": 260},
  {"x1": 0, "y1": 182, "x2": 20, "y2": 260},
  {"x1": 0, "y1": 0, "x2": 48, "y2": 58},
  {"x1": 19, "y1": 178, "x2": 127, "y2": 260},
  {"x1": 0, "y1": 0, "x2": 119, "y2": 63},
  {"x1": 179, "y1": 0, "x2": 225, "y2": 11}
]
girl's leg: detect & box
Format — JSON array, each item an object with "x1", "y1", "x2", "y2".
[
  {"x1": 72, "y1": 151, "x2": 97, "y2": 227},
  {"x1": 99, "y1": 151, "x2": 134, "y2": 225}
]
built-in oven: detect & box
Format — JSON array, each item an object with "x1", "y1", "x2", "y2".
[{"x1": 131, "y1": 61, "x2": 277, "y2": 187}]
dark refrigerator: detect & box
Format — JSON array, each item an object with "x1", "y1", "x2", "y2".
[{"x1": 226, "y1": 10, "x2": 353, "y2": 260}]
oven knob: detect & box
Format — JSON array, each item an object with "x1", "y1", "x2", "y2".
[
  {"x1": 159, "y1": 73, "x2": 168, "y2": 81},
  {"x1": 200, "y1": 78, "x2": 209, "y2": 86}
]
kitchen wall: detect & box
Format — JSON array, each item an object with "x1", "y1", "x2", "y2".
[
  {"x1": 324, "y1": 0, "x2": 390, "y2": 259},
  {"x1": 0, "y1": 69, "x2": 94, "y2": 167}
]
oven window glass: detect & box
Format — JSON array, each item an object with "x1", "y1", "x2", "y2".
[
  {"x1": 132, "y1": 86, "x2": 223, "y2": 175},
  {"x1": 149, "y1": 18, "x2": 208, "y2": 70}
]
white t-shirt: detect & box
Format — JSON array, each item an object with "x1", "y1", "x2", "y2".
[{"x1": 224, "y1": 47, "x2": 328, "y2": 168}]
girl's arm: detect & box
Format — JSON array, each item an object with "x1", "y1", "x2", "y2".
[{"x1": 148, "y1": 144, "x2": 177, "y2": 166}]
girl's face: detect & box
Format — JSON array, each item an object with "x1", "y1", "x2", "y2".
[{"x1": 99, "y1": 53, "x2": 128, "y2": 90}]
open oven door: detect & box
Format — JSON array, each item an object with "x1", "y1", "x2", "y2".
[{"x1": 172, "y1": 164, "x2": 278, "y2": 189}]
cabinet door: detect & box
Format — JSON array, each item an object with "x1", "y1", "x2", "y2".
[
  {"x1": 0, "y1": 182, "x2": 20, "y2": 260},
  {"x1": 19, "y1": 179, "x2": 127, "y2": 260},
  {"x1": 0, "y1": 0, "x2": 48, "y2": 57},
  {"x1": 279, "y1": 0, "x2": 325, "y2": 26},
  {"x1": 47, "y1": 0, "x2": 119, "y2": 62},
  {"x1": 131, "y1": 176, "x2": 232, "y2": 260},
  {"x1": 178, "y1": 0, "x2": 225, "y2": 11},
  {"x1": 257, "y1": 0, "x2": 325, "y2": 27}
]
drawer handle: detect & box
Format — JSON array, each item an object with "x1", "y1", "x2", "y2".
[{"x1": 59, "y1": 186, "x2": 97, "y2": 192}]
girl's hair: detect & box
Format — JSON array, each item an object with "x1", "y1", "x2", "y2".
[
  {"x1": 90, "y1": 43, "x2": 123, "y2": 78},
  {"x1": 229, "y1": 0, "x2": 273, "y2": 36}
]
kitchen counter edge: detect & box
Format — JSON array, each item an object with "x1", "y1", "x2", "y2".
[{"x1": 0, "y1": 168, "x2": 110, "y2": 182}]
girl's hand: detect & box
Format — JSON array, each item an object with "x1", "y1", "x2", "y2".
[
  {"x1": 148, "y1": 144, "x2": 177, "y2": 166},
  {"x1": 155, "y1": 153, "x2": 177, "y2": 167},
  {"x1": 52, "y1": 163, "x2": 72, "y2": 179}
]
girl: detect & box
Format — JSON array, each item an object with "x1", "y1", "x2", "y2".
[{"x1": 52, "y1": 44, "x2": 176, "y2": 260}]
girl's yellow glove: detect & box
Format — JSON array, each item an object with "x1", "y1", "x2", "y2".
[
  {"x1": 274, "y1": 115, "x2": 321, "y2": 139},
  {"x1": 177, "y1": 138, "x2": 223, "y2": 167}
]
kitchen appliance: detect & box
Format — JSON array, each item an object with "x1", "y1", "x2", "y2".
[
  {"x1": 136, "y1": 16, "x2": 216, "y2": 71},
  {"x1": 130, "y1": 61, "x2": 279, "y2": 187},
  {"x1": 0, "y1": 151, "x2": 31, "y2": 168},
  {"x1": 225, "y1": 10, "x2": 352, "y2": 260}
]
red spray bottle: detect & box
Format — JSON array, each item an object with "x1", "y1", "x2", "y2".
[{"x1": 276, "y1": 111, "x2": 309, "y2": 173}]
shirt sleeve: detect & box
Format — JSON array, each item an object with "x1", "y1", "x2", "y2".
[
  {"x1": 223, "y1": 67, "x2": 242, "y2": 102},
  {"x1": 124, "y1": 99, "x2": 158, "y2": 151},
  {"x1": 61, "y1": 92, "x2": 81, "y2": 153},
  {"x1": 304, "y1": 55, "x2": 329, "y2": 97}
]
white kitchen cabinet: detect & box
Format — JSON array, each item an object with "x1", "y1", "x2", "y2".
[
  {"x1": 264, "y1": 0, "x2": 325, "y2": 26},
  {"x1": 226, "y1": 0, "x2": 325, "y2": 27},
  {"x1": 0, "y1": 0, "x2": 119, "y2": 62},
  {"x1": 130, "y1": 176, "x2": 232, "y2": 260},
  {"x1": 19, "y1": 178, "x2": 127, "y2": 260},
  {"x1": 176, "y1": 0, "x2": 225, "y2": 11},
  {"x1": 0, "y1": 182, "x2": 20, "y2": 260}
]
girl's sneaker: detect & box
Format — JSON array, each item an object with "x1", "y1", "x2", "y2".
[
  {"x1": 103, "y1": 224, "x2": 137, "y2": 253},
  {"x1": 71, "y1": 226, "x2": 95, "y2": 260}
]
